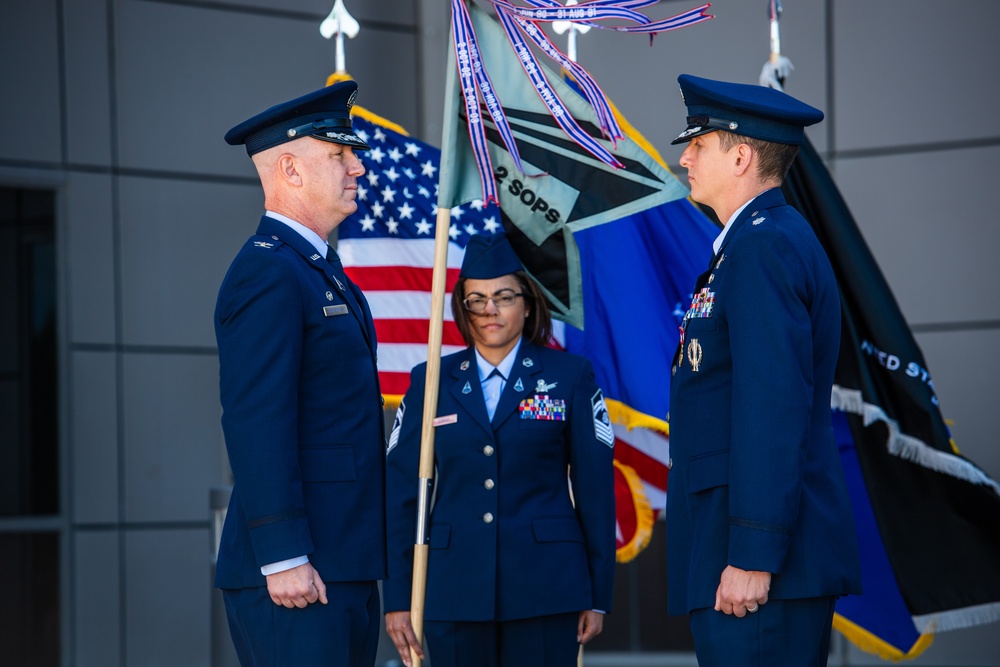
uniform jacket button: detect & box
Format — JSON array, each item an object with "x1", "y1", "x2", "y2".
[
  {"x1": 667, "y1": 458, "x2": 673, "y2": 470},
  {"x1": 483, "y1": 512, "x2": 494, "y2": 524},
  {"x1": 483, "y1": 445, "x2": 494, "y2": 456},
  {"x1": 484, "y1": 479, "x2": 495, "y2": 490}
]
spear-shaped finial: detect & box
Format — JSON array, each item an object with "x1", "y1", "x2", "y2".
[
  {"x1": 320, "y1": 0, "x2": 360, "y2": 74},
  {"x1": 552, "y1": 0, "x2": 591, "y2": 63}
]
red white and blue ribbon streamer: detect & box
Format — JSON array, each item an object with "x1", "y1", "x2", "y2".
[{"x1": 449, "y1": 0, "x2": 713, "y2": 205}]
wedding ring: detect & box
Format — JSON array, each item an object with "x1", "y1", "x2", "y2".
[{"x1": 747, "y1": 604, "x2": 759, "y2": 613}]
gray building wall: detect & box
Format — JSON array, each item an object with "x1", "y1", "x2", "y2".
[{"x1": 0, "y1": 0, "x2": 996, "y2": 665}]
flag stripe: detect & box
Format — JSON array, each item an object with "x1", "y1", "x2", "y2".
[
  {"x1": 348, "y1": 265, "x2": 461, "y2": 293},
  {"x1": 379, "y1": 371, "x2": 412, "y2": 397},
  {"x1": 377, "y1": 342, "x2": 467, "y2": 374},
  {"x1": 374, "y1": 319, "x2": 466, "y2": 347},
  {"x1": 613, "y1": 437, "x2": 669, "y2": 493},
  {"x1": 338, "y1": 238, "x2": 465, "y2": 269},
  {"x1": 363, "y1": 291, "x2": 457, "y2": 322}
]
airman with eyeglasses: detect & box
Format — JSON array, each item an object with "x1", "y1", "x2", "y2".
[
  {"x1": 385, "y1": 234, "x2": 614, "y2": 667},
  {"x1": 463, "y1": 290, "x2": 525, "y2": 313}
]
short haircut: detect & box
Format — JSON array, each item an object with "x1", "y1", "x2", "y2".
[
  {"x1": 717, "y1": 131, "x2": 800, "y2": 183},
  {"x1": 451, "y1": 270, "x2": 552, "y2": 347}
]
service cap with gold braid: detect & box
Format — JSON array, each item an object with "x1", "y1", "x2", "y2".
[{"x1": 224, "y1": 80, "x2": 370, "y2": 156}]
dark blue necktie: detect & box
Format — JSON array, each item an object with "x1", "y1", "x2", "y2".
[{"x1": 325, "y1": 246, "x2": 374, "y2": 354}]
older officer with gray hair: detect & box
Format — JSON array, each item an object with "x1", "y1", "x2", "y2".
[
  {"x1": 666, "y1": 74, "x2": 862, "y2": 666},
  {"x1": 215, "y1": 80, "x2": 386, "y2": 666}
]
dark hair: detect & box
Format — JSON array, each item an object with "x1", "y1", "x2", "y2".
[
  {"x1": 451, "y1": 270, "x2": 552, "y2": 347},
  {"x1": 717, "y1": 131, "x2": 799, "y2": 183}
]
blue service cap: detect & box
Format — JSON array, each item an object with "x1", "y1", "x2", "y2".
[
  {"x1": 225, "y1": 80, "x2": 370, "y2": 156},
  {"x1": 460, "y1": 233, "x2": 523, "y2": 280},
  {"x1": 671, "y1": 74, "x2": 823, "y2": 146}
]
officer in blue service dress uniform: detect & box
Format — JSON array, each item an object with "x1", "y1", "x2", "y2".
[
  {"x1": 215, "y1": 80, "x2": 386, "y2": 667},
  {"x1": 665, "y1": 75, "x2": 862, "y2": 666},
  {"x1": 383, "y1": 234, "x2": 615, "y2": 667}
]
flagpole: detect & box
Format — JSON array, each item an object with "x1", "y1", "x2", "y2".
[
  {"x1": 406, "y1": 3, "x2": 468, "y2": 663},
  {"x1": 407, "y1": 201, "x2": 450, "y2": 667}
]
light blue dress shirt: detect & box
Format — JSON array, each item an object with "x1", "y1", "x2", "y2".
[{"x1": 475, "y1": 338, "x2": 522, "y2": 421}]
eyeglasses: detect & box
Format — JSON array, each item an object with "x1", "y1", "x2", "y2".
[{"x1": 463, "y1": 291, "x2": 524, "y2": 313}]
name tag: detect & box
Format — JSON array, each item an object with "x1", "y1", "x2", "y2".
[
  {"x1": 433, "y1": 414, "x2": 458, "y2": 427},
  {"x1": 323, "y1": 304, "x2": 349, "y2": 317}
]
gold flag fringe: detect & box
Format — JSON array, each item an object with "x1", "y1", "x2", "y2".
[
  {"x1": 606, "y1": 398, "x2": 669, "y2": 436},
  {"x1": 832, "y1": 613, "x2": 933, "y2": 662},
  {"x1": 614, "y1": 460, "x2": 655, "y2": 563}
]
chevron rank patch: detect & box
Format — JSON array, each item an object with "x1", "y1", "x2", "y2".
[
  {"x1": 387, "y1": 399, "x2": 404, "y2": 455},
  {"x1": 592, "y1": 389, "x2": 614, "y2": 447}
]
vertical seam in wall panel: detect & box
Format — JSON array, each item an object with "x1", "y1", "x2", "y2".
[
  {"x1": 826, "y1": 0, "x2": 835, "y2": 157},
  {"x1": 57, "y1": 0, "x2": 69, "y2": 164},
  {"x1": 105, "y1": 0, "x2": 127, "y2": 665},
  {"x1": 414, "y1": 3, "x2": 426, "y2": 137},
  {"x1": 55, "y1": 2, "x2": 76, "y2": 663}
]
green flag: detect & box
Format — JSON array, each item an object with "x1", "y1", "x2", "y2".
[{"x1": 438, "y1": 0, "x2": 689, "y2": 328}]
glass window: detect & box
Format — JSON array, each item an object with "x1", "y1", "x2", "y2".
[
  {"x1": 0, "y1": 187, "x2": 59, "y2": 667},
  {"x1": 0, "y1": 187, "x2": 58, "y2": 517}
]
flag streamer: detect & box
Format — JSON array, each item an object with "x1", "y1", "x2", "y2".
[
  {"x1": 452, "y1": 0, "x2": 534, "y2": 204},
  {"x1": 450, "y1": 0, "x2": 712, "y2": 203}
]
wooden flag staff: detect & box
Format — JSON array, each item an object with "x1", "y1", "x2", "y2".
[{"x1": 407, "y1": 203, "x2": 452, "y2": 667}]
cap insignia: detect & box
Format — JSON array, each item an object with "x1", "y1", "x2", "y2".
[
  {"x1": 678, "y1": 126, "x2": 703, "y2": 139},
  {"x1": 325, "y1": 131, "x2": 358, "y2": 143}
]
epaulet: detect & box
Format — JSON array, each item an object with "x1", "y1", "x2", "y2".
[
  {"x1": 747, "y1": 209, "x2": 771, "y2": 229},
  {"x1": 248, "y1": 234, "x2": 285, "y2": 251}
]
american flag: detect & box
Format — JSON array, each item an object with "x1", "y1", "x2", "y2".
[
  {"x1": 338, "y1": 111, "x2": 671, "y2": 560},
  {"x1": 337, "y1": 114, "x2": 502, "y2": 400}
]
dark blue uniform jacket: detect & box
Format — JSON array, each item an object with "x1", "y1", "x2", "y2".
[
  {"x1": 214, "y1": 215, "x2": 386, "y2": 589},
  {"x1": 384, "y1": 342, "x2": 615, "y2": 621},
  {"x1": 667, "y1": 188, "x2": 862, "y2": 613}
]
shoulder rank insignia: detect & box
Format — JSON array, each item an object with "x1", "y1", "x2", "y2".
[
  {"x1": 253, "y1": 241, "x2": 274, "y2": 248},
  {"x1": 591, "y1": 389, "x2": 614, "y2": 447},
  {"x1": 752, "y1": 216, "x2": 765, "y2": 226},
  {"x1": 387, "y1": 400, "x2": 405, "y2": 455}
]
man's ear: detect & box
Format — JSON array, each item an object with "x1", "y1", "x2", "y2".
[
  {"x1": 277, "y1": 152, "x2": 302, "y2": 187},
  {"x1": 733, "y1": 142, "x2": 753, "y2": 178}
]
